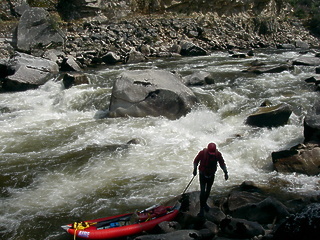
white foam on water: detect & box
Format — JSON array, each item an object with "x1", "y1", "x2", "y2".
[{"x1": 1, "y1": 51, "x2": 320, "y2": 239}]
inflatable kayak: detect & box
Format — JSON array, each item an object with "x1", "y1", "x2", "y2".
[{"x1": 61, "y1": 205, "x2": 179, "y2": 239}]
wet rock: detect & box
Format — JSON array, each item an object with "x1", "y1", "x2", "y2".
[
  {"x1": 179, "y1": 40, "x2": 207, "y2": 56},
  {"x1": 273, "y1": 203, "x2": 320, "y2": 240},
  {"x1": 183, "y1": 71, "x2": 215, "y2": 86},
  {"x1": 292, "y1": 56, "x2": 320, "y2": 66},
  {"x1": 277, "y1": 44, "x2": 295, "y2": 49},
  {"x1": 107, "y1": 69, "x2": 198, "y2": 120},
  {"x1": 231, "y1": 197, "x2": 290, "y2": 224},
  {"x1": 304, "y1": 102, "x2": 320, "y2": 142},
  {"x1": 220, "y1": 217, "x2": 265, "y2": 239},
  {"x1": 272, "y1": 142, "x2": 320, "y2": 176},
  {"x1": 246, "y1": 103, "x2": 292, "y2": 128},
  {"x1": 62, "y1": 72, "x2": 89, "y2": 89},
  {"x1": 305, "y1": 76, "x2": 320, "y2": 86},
  {"x1": 243, "y1": 63, "x2": 293, "y2": 74},
  {"x1": 0, "y1": 106, "x2": 11, "y2": 114},
  {"x1": 1, "y1": 52, "x2": 58, "y2": 91},
  {"x1": 231, "y1": 53, "x2": 247, "y2": 58},
  {"x1": 16, "y1": 7, "x2": 65, "y2": 52}
]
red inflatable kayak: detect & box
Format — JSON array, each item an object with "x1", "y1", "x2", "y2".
[{"x1": 61, "y1": 205, "x2": 179, "y2": 239}]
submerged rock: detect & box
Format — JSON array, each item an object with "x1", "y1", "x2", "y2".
[{"x1": 107, "y1": 69, "x2": 198, "y2": 120}]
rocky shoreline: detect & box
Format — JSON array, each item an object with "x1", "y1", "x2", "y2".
[{"x1": 134, "y1": 181, "x2": 320, "y2": 240}]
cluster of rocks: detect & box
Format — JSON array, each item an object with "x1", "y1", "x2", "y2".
[
  {"x1": 131, "y1": 181, "x2": 320, "y2": 240},
  {"x1": 268, "y1": 53, "x2": 320, "y2": 177}
]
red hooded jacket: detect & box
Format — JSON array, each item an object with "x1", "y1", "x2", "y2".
[{"x1": 193, "y1": 144, "x2": 227, "y2": 177}]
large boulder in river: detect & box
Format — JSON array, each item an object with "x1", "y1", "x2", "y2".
[
  {"x1": 1, "y1": 52, "x2": 59, "y2": 91},
  {"x1": 107, "y1": 70, "x2": 198, "y2": 120},
  {"x1": 246, "y1": 103, "x2": 292, "y2": 128},
  {"x1": 16, "y1": 7, "x2": 65, "y2": 52},
  {"x1": 272, "y1": 142, "x2": 320, "y2": 176}
]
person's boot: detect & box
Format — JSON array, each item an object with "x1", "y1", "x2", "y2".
[
  {"x1": 204, "y1": 203, "x2": 210, "y2": 212},
  {"x1": 197, "y1": 207, "x2": 205, "y2": 217}
]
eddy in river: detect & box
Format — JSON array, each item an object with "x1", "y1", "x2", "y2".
[{"x1": 193, "y1": 142, "x2": 229, "y2": 216}]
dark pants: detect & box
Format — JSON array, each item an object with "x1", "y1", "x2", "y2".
[{"x1": 199, "y1": 173, "x2": 215, "y2": 208}]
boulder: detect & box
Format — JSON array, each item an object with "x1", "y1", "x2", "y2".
[
  {"x1": 272, "y1": 142, "x2": 320, "y2": 176},
  {"x1": 107, "y1": 70, "x2": 198, "y2": 120},
  {"x1": 134, "y1": 229, "x2": 202, "y2": 240},
  {"x1": 220, "y1": 217, "x2": 265, "y2": 239},
  {"x1": 63, "y1": 73, "x2": 89, "y2": 89},
  {"x1": 305, "y1": 76, "x2": 320, "y2": 86},
  {"x1": 179, "y1": 40, "x2": 207, "y2": 56},
  {"x1": 273, "y1": 203, "x2": 320, "y2": 240},
  {"x1": 231, "y1": 197, "x2": 290, "y2": 224},
  {"x1": 246, "y1": 103, "x2": 292, "y2": 128},
  {"x1": 304, "y1": 102, "x2": 320, "y2": 142},
  {"x1": 101, "y1": 52, "x2": 121, "y2": 65},
  {"x1": 205, "y1": 207, "x2": 226, "y2": 225},
  {"x1": 226, "y1": 189, "x2": 266, "y2": 213},
  {"x1": 183, "y1": 71, "x2": 215, "y2": 86},
  {"x1": 1, "y1": 52, "x2": 59, "y2": 91},
  {"x1": 60, "y1": 55, "x2": 82, "y2": 71},
  {"x1": 126, "y1": 49, "x2": 148, "y2": 64},
  {"x1": 243, "y1": 63, "x2": 293, "y2": 74},
  {"x1": 16, "y1": 7, "x2": 65, "y2": 52},
  {"x1": 292, "y1": 56, "x2": 320, "y2": 66},
  {"x1": 295, "y1": 41, "x2": 309, "y2": 49},
  {"x1": 157, "y1": 221, "x2": 181, "y2": 233},
  {"x1": 277, "y1": 44, "x2": 295, "y2": 49}
]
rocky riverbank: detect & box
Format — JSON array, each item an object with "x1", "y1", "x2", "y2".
[{"x1": 140, "y1": 181, "x2": 320, "y2": 240}]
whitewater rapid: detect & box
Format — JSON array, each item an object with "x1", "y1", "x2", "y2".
[{"x1": 0, "y1": 50, "x2": 319, "y2": 239}]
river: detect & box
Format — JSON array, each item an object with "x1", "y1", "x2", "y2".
[{"x1": 0, "y1": 49, "x2": 319, "y2": 239}]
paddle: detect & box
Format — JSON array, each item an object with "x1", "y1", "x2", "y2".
[{"x1": 182, "y1": 175, "x2": 196, "y2": 195}]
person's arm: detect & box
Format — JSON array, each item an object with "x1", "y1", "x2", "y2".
[
  {"x1": 193, "y1": 151, "x2": 202, "y2": 176},
  {"x1": 218, "y1": 152, "x2": 228, "y2": 180}
]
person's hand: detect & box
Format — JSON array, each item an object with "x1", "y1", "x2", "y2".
[
  {"x1": 224, "y1": 172, "x2": 229, "y2": 180},
  {"x1": 193, "y1": 169, "x2": 197, "y2": 176}
]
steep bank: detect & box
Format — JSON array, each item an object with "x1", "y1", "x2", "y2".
[{"x1": 0, "y1": 0, "x2": 319, "y2": 63}]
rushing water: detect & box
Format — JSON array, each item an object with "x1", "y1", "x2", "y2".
[{"x1": 1, "y1": 50, "x2": 320, "y2": 239}]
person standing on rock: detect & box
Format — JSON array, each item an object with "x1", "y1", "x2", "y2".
[{"x1": 193, "y1": 142, "x2": 228, "y2": 216}]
